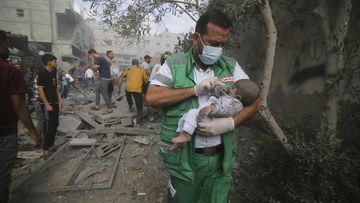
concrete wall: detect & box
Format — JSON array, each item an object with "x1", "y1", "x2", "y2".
[{"x1": 0, "y1": 0, "x2": 52, "y2": 43}]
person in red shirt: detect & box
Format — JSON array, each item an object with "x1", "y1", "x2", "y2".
[{"x1": 0, "y1": 30, "x2": 42, "y2": 203}]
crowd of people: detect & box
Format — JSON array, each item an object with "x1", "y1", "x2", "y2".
[{"x1": 0, "y1": 9, "x2": 260, "y2": 203}]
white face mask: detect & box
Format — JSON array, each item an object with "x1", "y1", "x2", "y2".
[{"x1": 198, "y1": 35, "x2": 223, "y2": 65}]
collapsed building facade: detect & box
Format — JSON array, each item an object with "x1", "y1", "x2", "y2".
[{"x1": 0, "y1": 0, "x2": 94, "y2": 71}]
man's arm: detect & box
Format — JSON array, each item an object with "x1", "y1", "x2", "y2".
[
  {"x1": 38, "y1": 86, "x2": 52, "y2": 111},
  {"x1": 11, "y1": 94, "x2": 42, "y2": 145},
  {"x1": 145, "y1": 85, "x2": 195, "y2": 107},
  {"x1": 196, "y1": 98, "x2": 260, "y2": 136},
  {"x1": 233, "y1": 98, "x2": 260, "y2": 127}
]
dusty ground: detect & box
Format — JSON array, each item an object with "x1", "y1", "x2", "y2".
[{"x1": 10, "y1": 87, "x2": 168, "y2": 203}]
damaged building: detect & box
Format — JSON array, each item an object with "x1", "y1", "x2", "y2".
[{"x1": 0, "y1": 0, "x2": 94, "y2": 71}]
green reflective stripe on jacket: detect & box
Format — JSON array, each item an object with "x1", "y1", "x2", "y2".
[{"x1": 160, "y1": 48, "x2": 238, "y2": 183}]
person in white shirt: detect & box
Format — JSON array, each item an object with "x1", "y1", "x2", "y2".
[
  {"x1": 85, "y1": 67, "x2": 95, "y2": 87},
  {"x1": 65, "y1": 72, "x2": 75, "y2": 89}
]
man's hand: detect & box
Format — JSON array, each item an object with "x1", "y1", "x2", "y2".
[
  {"x1": 30, "y1": 132, "x2": 42, "y2": 146},
  {"x1": 59, "y1": 100, "x2": 64, "y2": 109},
  {"x1": 196, "y1": 117, "x2": 235, "y2": 137},
  {"x1": 199, "y1": 104, "x2": 216, "y2": 117},
  {"x1": 45, "y1": 104, "x2": 53, "y2": 111},
  {"x1": 194, "y1": 77, "x2": 223, "y2": 96}
]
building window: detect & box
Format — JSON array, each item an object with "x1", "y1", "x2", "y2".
[
  {"x1": 145, "y1": 40, "x2": 150, "y2": 45},
  {"x1": 156, "y1": 42, "x2": 161, "y2": 46},
  {"x1": 16, "y1": 9, "x2": 24, "y2": 17},
  {"x1": 166, "y1": 44, "x2": 170, "y2": 48}
]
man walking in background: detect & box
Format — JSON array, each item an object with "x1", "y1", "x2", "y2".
[
  {"x1": 88, "y1": 49, "x2": 114, "y2": 115},
  {"x1": 106, "y1": 50, "x2": 116, "y2": 105},
  {"x1": 119, "y1": 59, "x2": 147, "y2": 125},
  {"x1": 0, "y1": 30, "x2": 42, "y2": 203}
]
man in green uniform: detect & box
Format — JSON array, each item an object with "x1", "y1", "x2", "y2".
[{"x1": 145, "y1": 9, "x2": 260, "y2": 203}]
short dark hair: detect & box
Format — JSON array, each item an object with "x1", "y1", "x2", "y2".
[
  {"x1": 88, "y1": 49, "x2": 97, "y2": 54},
  {"x1": 195, "y1": 9, "x2": 233, "y2": 35},
  {"x1": 144, "y1": 55, "x2": 151, "y2": 59},
  {"x1": 131, "y1": 59, "x2": 139, "y2": 66},
  {"x1": 41, "y1": 54, "x2": 57, "y2": 65},
  {"x1": 233, "y1": 79, "x2": 259, "y2": 106},
  {"x1": 0, "y1": 30, "x2": 8, "y2": 42},
  {"x1": 106, "y1": 50, "x2": 113, "y2": 55}
]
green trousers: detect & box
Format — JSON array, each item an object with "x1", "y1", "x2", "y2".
[{"x1": 167, "y1": 153, "x2": 231, "y2": 203}]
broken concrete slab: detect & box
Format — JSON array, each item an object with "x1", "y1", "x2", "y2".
[
  {"x1": 17, "y1": 151, "x2": 43, "y2": 159},
  {"x1": 58, "y1": 116, "x2": 81, "y2": 133},
  {"x1": 121, "y1": 117, "x2": 133, "y2": 127},
  {"x1": 69, "y1": 137, "x2": 97, "y2": 146},
  {"x1": 75, "y1": 111, "x2": 103, "y2": 129}
]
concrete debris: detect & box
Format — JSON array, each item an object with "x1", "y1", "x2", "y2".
[
  {"x1": 74, "y1": 165, "x2": 105, "y2": 184},
  {"x1": 133, "y1": 137, "x2": 150, "y2": 145},
  {"x1": 69, "y1": 137, "x2": 97, "y2": 146},
  {"x1": 54, "y1": 136, "x2": 68, "y2": 146},
  {"x1": 17, "y1": 151, "x2": 43, "y2": 159},
  {"x1": 120, "y1": 117, "x2": 133, "y2": 127},
  {"x1": 58, "y1": 116, "x2": 81, "y2": 133},
  {"x1": 75, "y1": 111, "x2": 103, "y2": 129},
  {"x1": 95, "y1": 139, "x2": 121, "y2": 157},
  {"x1": 104, "y1": 117, "x2": 121, "y2": 125}
]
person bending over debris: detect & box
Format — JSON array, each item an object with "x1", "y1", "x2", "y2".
[
  {"x1": 37, "y1": 53, "x2": 64, "y2": 159},
  {"x1": 0, "y1": 30, "x2": 42, "y2": 203}
]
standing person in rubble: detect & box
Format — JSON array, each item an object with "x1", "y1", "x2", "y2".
[
  {"x1": 59, "y1": 70, "x2": 68, "y2": 99},
  {"x1": 145, "y1": 9, "x2": 260, "y2": 203},
  {"x1": 141, "y1": 55, "x2": 151, "y2": 95},
  {"x1": 0, "y1": 30, "x2": 42, "y2": 203},
  {"x1": 106, "y1": 50, "x2": 116, "y2": 105},
  {"x1": 84, "y1": 67, "x2": 95, "y2": 88},
  {"x1": 118, "y1": 59, "x2": 147, "y2": 125},
  {"x1": 88, "y1": 49, "x2": 114, "y2": 115},
  {"x1": 37, "y1": 53, "x2": 64, "y2": 159}
]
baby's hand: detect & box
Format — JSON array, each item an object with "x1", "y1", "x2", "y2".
[
  {"x1": 170, "y1": 133, "x2": 191, "y2": 150},
  {"x1": 199, "y1": 104, "x2": 215, "y2": 117}
]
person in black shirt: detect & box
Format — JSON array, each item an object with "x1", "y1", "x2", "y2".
[{"x1": 37, "y1": 54, "x2": 64, "y2": 159}]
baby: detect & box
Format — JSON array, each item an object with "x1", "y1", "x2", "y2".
[{"x1": 171, "y1": 79, "x2": 259, "y2": 149}]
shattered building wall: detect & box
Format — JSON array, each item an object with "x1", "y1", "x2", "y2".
[{"x1": 0, "y1": 0, "x2": 94, "y2": 71}]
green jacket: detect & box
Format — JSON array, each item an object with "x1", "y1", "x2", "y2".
[{"x1": 160, "y1": 48, "x2": 238, "y2": 183}]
